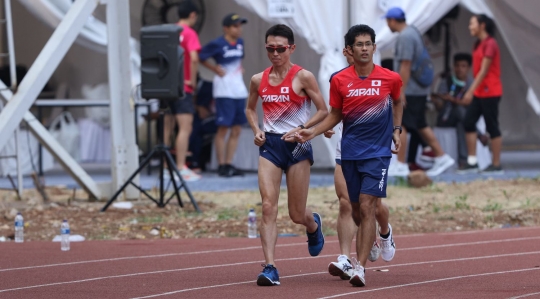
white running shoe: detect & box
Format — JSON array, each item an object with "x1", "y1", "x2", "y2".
[
  {"x1": 388, "y1": 161, "x2": 410, "y2": 177},
  {"x1": 328, "y1": 255, "x2": 354, "y2": 280},
  {"x1": 380, "y1": 224, "x2": 396, "y2": 262},
  {"x1": 163, "y1": 166, "x2": 201, "y2": 182},
  {"x1": 180, "y1": 165, "x2": 201, "y2": 182},
  {"x1": 368, "y1": 241, "x2": 381, "y2": 262},
  {"x1": 349, "y1": 258, "x2": 366, "y2": 287},
  {"x1": 426, "y1": 154, "x2": 455, "y2": 176}
]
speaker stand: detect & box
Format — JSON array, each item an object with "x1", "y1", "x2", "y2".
[{"x1": 101, "y1": 111, "x2": 200, "y2": 212}]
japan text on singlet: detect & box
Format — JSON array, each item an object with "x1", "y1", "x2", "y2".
[{"x1": 258, "y1": 64, "x2": 311, "y2": 134}]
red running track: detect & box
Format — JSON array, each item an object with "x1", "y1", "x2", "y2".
[{"x1": 1, "y1": 227, "x2": 540, "y2": 298}]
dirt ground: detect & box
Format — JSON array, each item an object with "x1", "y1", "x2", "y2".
[{"x1": 0, "y1": 178, "x2": 539, "y2": 241}]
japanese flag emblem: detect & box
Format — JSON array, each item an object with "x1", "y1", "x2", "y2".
[
  {"x1": 281, "y1": 87, "x2": 289, "y2": 94},
  {"x1": 372, "y1": 80, "x2": 381, "y2": 86}
]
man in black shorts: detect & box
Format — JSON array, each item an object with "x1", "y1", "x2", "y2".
[
  {"x1": 386, "y1": 7, "x2": 455, "y2": 177},
  {"x1": 164, "y1": 0, "x2": 201, "y2": 182}
]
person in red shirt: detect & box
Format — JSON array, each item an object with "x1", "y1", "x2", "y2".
[
  {"x1": 164, "y1": 0, "x2": 201, "y2": 182},
  {"x1": 324, "y1": 46, "x2": 393, "y2": 283},
  {"x1": 245, "y1": 24, "x2": 328, "y2": 286},
  {"x1": 460, "y1": 14, "x2": 503, "y2": 174},
  {"x1": 295, "y1": 24, "x2": 402, "y2": 287}
]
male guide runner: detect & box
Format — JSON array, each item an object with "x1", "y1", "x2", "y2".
[
  {"x1": 292, "y1": 24, "x2": 402, "y2": 287},
  {"x1": 325, "y1": 48, "x2": 394, "y2": 282}
]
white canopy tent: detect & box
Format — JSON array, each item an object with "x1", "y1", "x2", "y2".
[
  {"x1": 2, "y1": 0, "x2": 538, "y2": 182},
  {"x1": 17, "y1": 0, "x2": 142, "y2": 86},
  {"x1": 235, "y1": 0, "x2": 540, "y2": 167}
]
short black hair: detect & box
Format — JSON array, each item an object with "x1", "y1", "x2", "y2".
[
  {"x1": 344, "y1": 24, "x2": 376, "y2": 48},
  {"x1": 453, "y1": 53, "x2": 472, "y2": 66},
  {"x1": 177, "y1": 0, "x2": 199, "y2": 19},
  {"x1": 265, "y1": 24, "x2": 294, "y2": 45}
]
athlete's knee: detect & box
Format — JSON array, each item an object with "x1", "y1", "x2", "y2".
[
  {"x1": 288, "y1": 210, "x2": 305, "y2": 225},
  {"x1": 375, "y1": 199, "x2": 386, "y2": 217},
  {"x1": 338, "y1": 197, "x2": 352, "y2": 216},
  {"x1": 359, "y1": 196, "x2": 377, "y2": 218},
  {"x1": 261, "y1": 200, "x2": 278, "y2": 220}
]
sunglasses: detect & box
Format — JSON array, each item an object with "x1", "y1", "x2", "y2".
[{"x1": 265, "y1": 45, "x2": 292, "y2": 53}]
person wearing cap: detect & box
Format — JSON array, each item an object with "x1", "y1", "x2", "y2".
[
  {"x1": 199, "y1": 13, "x2": 248, "y2": 177},
  {"x1": 385, "y1": 7, "x2": 455, "y2": 178}
]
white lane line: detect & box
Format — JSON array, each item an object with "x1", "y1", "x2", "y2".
[
  {"x1": 508, "y1": 291, "x2": 540, "y2": 299},
  {"x1": 2, "y1": 235, "x2": 538, "y2": 273},
  {"x1": 1, "y1": 226, "x2": 537, "y2": 273},
  {"x1": 1, "y1": 237, "x2": 539, "y2": 294},
  {"x1": 318, "y1": 268, "x2": 540, "y2": 299},
  {"x1": 132, "y1": 272, "x2": 327, "y2": 299},
  {"x1": 0, "y1": 240, "x2": 337, "y2": 273},
  {"x1": 399, "y1": 226, "x2": 540, "y2": 238},
  {"x1": 400, "y1": 236, "x2": 540, "y2": 251},
  {"x1": 130, "y1": 251, "x2": 540, "y2": 299}
]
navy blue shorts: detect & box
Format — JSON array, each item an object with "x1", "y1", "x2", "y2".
[
  {"x1": 335, "y1": 158, "x2": 342, "y2": 165},
  {"x1": 215, "y1": 98, "x2": 247, "y2": 127},
  {"x1": 341, "y1": 157, "x2": 391, "y2": 202},
  {"x1": 259, "y1": 133, "x2": 313, "y2": 171}
]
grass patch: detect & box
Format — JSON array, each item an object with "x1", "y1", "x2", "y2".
[
  {"x1": 455, "y1": 194, "x2": 470, "y2": 210},
  {"x1": 217, "y1": 208, "x2": 243, "y2": 220},
  {"x1": 483, "y1": 200, "x2": 503, "y2": 212},
  {"x1": 428, "y1": 184, "x2": 443, "y2": 193},
  {"x1": 135, "y1": 216, "x2": 163, "y2": 223},
  {"x1": 502, "y1": 189, "x2": 510, "y2": 200}
]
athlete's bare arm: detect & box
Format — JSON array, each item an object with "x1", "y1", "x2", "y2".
[
  {"x1": 282, "y1": 70, "x2": 328, "y2": 141},
  {"x1": 323, "y1": 107, "x2": 338, "y2": 138},
  {"x1": 246, "y1": 72, "x2": 266, "y2": 146},
  {"x1": 296, "y1": 108, "x2": 343, "y2": 143}
]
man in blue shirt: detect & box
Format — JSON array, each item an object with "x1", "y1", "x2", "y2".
[{"x1": 199, "y1": 13, "x2": 248, "y2": 177}]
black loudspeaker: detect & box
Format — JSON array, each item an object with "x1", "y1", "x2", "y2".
[{"x1": 140, "y1": 24, "x2": 184, "y2": 99}]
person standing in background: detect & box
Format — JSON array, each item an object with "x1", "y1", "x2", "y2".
[
  {"x1": 459, "y1": 14, "x2": 504, "y2": 174},
  {"x1": 164, "y1": 0, "x2": 201, "y2": 182},
  {"x1": 199, "y1": 13, "x2": 249, "y2": 177},
  {"x1": 385, "y1": 7, "x2": 455, "y2": 177}
]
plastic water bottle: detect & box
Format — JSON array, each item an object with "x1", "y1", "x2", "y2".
[
  {"x1": 61, "y1": 219, "x2": 70, "y2": 251},
  {"x1": 14, "y1": 213, "x2": 23, "y2": 243},
  {"x1": 247, "y1": 208, "x2": 257, "y2": 238}
]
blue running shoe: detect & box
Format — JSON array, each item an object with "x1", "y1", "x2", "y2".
[
  {"x1": 257, "y1": 264, "x2": 280, "y2": 286},
  {"x1": 307, "y1": 212, "x2": 324, "y2": 256}
]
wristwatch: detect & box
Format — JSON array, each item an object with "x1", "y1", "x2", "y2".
[
  {"x1": 298, "y1": 125, "x2": 305, "y2": 129},
  {"x1": 393, "y1": 126, "x2": 402, "y2": 134}
]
